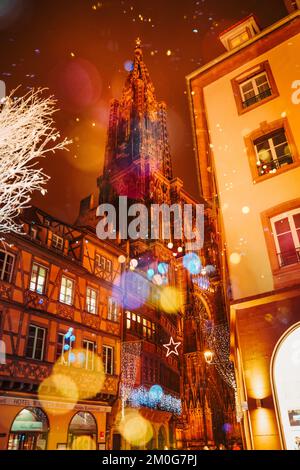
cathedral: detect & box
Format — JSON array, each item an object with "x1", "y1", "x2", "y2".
[{"x1": 78, "y1": 40, "x2": 238, "y2": 449}]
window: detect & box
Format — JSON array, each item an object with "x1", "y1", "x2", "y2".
[
  {"x1": 86, "y1": 287, "x2": 98, "y2": 315},
  {"x1": 56, "y1": 332, "x2": 65, "y2": 361},
  {"x1": 254, "y1": 129, "x2": 293, "y2": 177},
  {"x1": 83, "y1": 340, "x2": 95, "y2": 370},
  {"x1": 142, "y1": 318, "x2": 156, "y2": 341},
  {"x1": 126, "y1": 311, "x2": 142, "y2": 335},
  {"x1": 271, "y1": 209, "x2": 300, "y2": 267},
  {"x1": 0, "y1": 251, "x2": 15, "y2": 283},
  {"x1": 107, "y1": 298, "x2": 119, "y2": 322},
  {"x1": 26, "y1": 325, "x2": 46, "y2": 361},
  {"x1": 60, "y1": 276, "x2": 74, "y2": 305},
  {"x1": 240, "y1": 72, "x2": 271, "y2": 108},
  {"x1": 229, "y1": 30, "x2": 250, "y2": 49},
  {"x1": 30, "y1": 263, "x2": 48, "y2": 295},
  {"x1": 232, "y1": 62, "x2": 279, "y2": 115},
  {"x1": 103, "y1": 345, "x2": 114, "y2": 375},
  {"x1": 95, "y1": 254, "x2": 112, "y2": 274},
  {"x1": 30, "y1": 226, "x2": 38, "y2": 239},
  {"x1": 51, "y1": 234, "x2": 64, "y2": 251},
  {"x1": 245, "y1": 118, "x2": 299, "y2": 183}
]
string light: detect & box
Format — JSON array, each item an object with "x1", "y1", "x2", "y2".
[{"x1": 128, "y1": 386, "x2": 181, "y2": 414}]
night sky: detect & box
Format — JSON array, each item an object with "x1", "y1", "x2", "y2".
[{"x1": 0, "y1": 0, "x2": 288, "y2": 224}]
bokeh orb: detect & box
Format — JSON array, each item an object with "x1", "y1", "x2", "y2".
[
  {"x1": 38, "y1": 374, "x2": 78, "y2": 416},
  {"x1": 158, "y1": 262, "x2": 168, "y2": 275},
  {"x1": 118, "y1": 410, "x2": 153, "y2": 447},
  {"x1": 183, "y1": 253, "x2": 202, "y2": 275},
  {"x1": 53, "y1": 349, "x2": 105, "y2": 400},
  {"x1": 160, "y1": 286, "x2": 181, "y2": 313},
  {"x1": 52, "y1": 58, "x2": 102, "y2": 112},
  {"x1": 229, "y1": 252, "x2": 241, "y2": 265},
  {"x1": 71, "y1": 436, "x2": 97, "y2": 451},
  {"x1": 114, "y1": 271, "x2": 150, "y2": 309},
  {"x1": 124, "y1": 60, "x2": 134, "y2": 72},
  {"x1": 149, "y1": 385, "x2": 163, "y2": 402}
]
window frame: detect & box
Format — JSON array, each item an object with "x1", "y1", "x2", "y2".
[
  {"x1": 56, "y1": 332, "x2": 66, "y2": 362},
  {"x1": 231, "y1": 61, "x2": 279, "y2": 115},
  {"x1": 261, "y1": 199, "x2": 300, "y2": 289},
  {"x1": 245, "y1": 118, "x2": 299, "y2": 183},
  {"x1": 126, "y1": 310, "x2": 142, "y2": 335},
  {"x1": 59, "y1": 276, "x2": 75, "y2": 306},
  {"x1": 103, "y1": 345, "x2": 114, "y2": 375},
  {"x1": 86, "y1": 287, "x2": 98, "y2": 315},
  {"x1": 270, "y1": 209, "x2": 300, "y2": 268},
  {"x1": 29, "y1": 262, "x2": 48, "y2": 295},
  {"x1": 0, "y1": 250, "x2": 15, "y2": 283},
  {"x1": 229, "y1": 30, "x2": 250, "y2": 50},
  {"x1": 107, "y1": 298, "x2": 119, "y2": 322},
  {"x1": 51, "y1": 233, "x2": 64, "y2": 251},
  {"x1": 95, "y1": 253, "x2": 112, "y2": 274},
  {"x1": 25, "y1": 324, "x2": 46, "y2": 361},
  {"x1": 83, "y1": 340, "x2": 96, "y2": 370}
]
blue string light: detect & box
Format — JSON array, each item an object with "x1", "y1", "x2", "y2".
[{"x1": 128, "y1": 386, "x2": 181, "y2": 414}]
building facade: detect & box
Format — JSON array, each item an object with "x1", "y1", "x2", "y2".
[
  {"x1": 0, "y1": 207, "x2": 124, "y2": 450},
  {"x1": 187, "y1": 6, "x2": 300, "y2": 450}
]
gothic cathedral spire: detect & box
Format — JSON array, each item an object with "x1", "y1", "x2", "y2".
[{"x1": 99, "y1": 40, "x2": 173, "y2": 204}]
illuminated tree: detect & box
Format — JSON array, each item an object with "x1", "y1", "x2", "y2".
[{"x1": 0, "y1": 89, "x2": 70, "y2": 234}]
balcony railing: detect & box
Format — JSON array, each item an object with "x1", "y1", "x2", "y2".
[
  {"x1": 258, "y1": 153, "x2": 293, "y2": 175},
  {"x1": 277, "y1": 248, "x2": 300, "y2": 267},
  {"x1": 242, "y1": 88, "x2": 272, "y2": 108}
]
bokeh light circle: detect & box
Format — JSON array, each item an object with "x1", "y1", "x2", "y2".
[
  {"x1": 114, "y1": 271, "x2": 150, "y2": 309},
  {"x1": 71, "y1": 436, "x2": 97, "y2": 451},
  {"x1": 53, "y1": 348, "x2": 105, "y2": 400},
  {"x1": 183, "y1": 253, "x2": 202, "y2": 274},
  {"x1": 118, "y1": 410, "x2": 153, "y2": 447},
  {"x1": 230, "y1": 253, "x2": 241, "y2": 265},
  {"x1": 160, "y1": 286, "x2": 181, "y2": 313},
  {"x1": 149, "y1": 385, "x2": 163, "y2": 402},
  {"x1": 38, "y1": 374, "x2": 79, "y2": 416}
]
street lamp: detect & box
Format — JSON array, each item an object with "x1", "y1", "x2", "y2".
[
  {"x1": 204, "y1": 350, "x2": 214, "y2": 365},
  {"x1": 204, "y1": 350, "x2": 226, "y2": 365}
]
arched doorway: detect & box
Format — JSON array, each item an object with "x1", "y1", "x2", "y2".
[
  {"x1": 68, "y1": 412, "x2": 97, "y2": 450},
  {"x1": 8, "y1": 407, "x2": 49, "y2": 450},
  {"x1": 158, "y1": 426, "x2": 167, "y2": 450},
  {"x1": 272, "y1": 322, "x2": 300, "y2": 450}
]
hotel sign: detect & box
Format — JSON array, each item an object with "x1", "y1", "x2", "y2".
[{"x1": 0, "y1": 396, "x2": 111, "y2": 413}]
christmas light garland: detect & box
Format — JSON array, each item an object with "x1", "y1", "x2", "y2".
[
  {"x1": 128, "y1": 386, "x2": 181, "y2": 415},
  {"x1": 204, "y1": 321, "x2": 242, "y2": 422}
]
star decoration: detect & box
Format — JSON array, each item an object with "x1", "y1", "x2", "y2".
[
  {"x1": 163, "y1": 337, "x2": 181, "y2": 358},
  {"x1": 135, "y1": 37, "x2": 142, "y2": 47}
]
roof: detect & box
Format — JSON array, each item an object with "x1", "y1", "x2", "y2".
[{"x1": 219, "y1": 14, "x2": 260, "y2": 38}]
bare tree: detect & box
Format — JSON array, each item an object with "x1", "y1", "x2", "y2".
[{"x1": 0, "y1": 89, "x2": 70, "y2": 234}]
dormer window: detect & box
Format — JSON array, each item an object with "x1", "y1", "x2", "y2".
[
  {"x1": 219, "y1": 15, "x2": 260, "y2": 52},
  {"x1": 229, "y1": 30, "x2": 251, "y2": 49}
]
